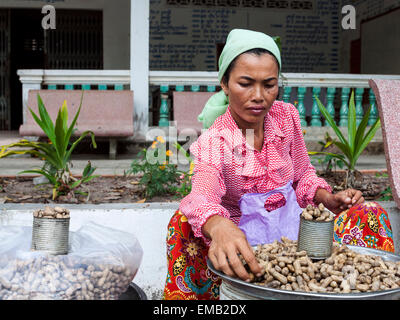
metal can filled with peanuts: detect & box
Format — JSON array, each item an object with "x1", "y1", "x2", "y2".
[
  {"x1": 297, "y1": 203, "x2": 335, "y2": 260},
  {"x1": 31, "y1": 206, "x2": 70, "y2": 255}
]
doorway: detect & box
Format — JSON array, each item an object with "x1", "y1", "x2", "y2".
[
  {"x1": 0, "y1": 9, "x2": 11, "y2": 131},
  {"x1": 1, "y1": 8, "x2": 103, "y2": 131},
  {"x1": 10, "y1": 9, "x2": 45, "y2": 130},
  {"x1": 350, "y1": 38, "x2": 361, "y2": 74}
]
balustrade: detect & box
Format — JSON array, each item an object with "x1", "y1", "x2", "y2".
[
  {"x1": 17, "y1": 70, "x2": 400, "y2": 140},
  {"x1": 152, "y1": 73, "x2": 390, "y2": 130},
  {"x1": 155, "y1": 84, "x2": 378, "y2": 130}
]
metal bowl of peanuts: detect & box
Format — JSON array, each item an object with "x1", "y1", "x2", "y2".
[
  {"x1": 298, "y1": 204, "x2": 336, "y2": 260},
  {"x1": 208, "y1": 238, "x2": 400, "y2": 300}
]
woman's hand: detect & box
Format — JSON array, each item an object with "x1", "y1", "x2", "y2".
[
  {"x1": 315, "y1": 188, "x2": 365, "y2": 215},
  {"x1": 202, "y1": 215, "x2": 263, "y2": 281}
]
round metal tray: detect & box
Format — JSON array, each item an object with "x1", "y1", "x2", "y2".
[
  {"x1": 207, "y1": 246, "x2": 400, "y2": 300},
  {"x1": 118, "y1": 283, "x2": 147, "y2": 300}
]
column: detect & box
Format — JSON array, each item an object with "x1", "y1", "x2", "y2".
[
  {"x1": 339, "y1": 88, "x2": 351, "y2": 127},
  {"x1": 368, "y1": 89, "x2": 378, "y2": 126},
  {"x1": 283, "y1": 87, "x2": 292, "y2": 103},
  {"x1": 131, "y1": 0, "x2": 150, "y2": 140},
  {"x1": 17, "y1": 70, "x2": 44, "y2": 125},
  {"x1": 311, "y1": 87, "x2": 322, "y2": 127},
  {"x1": 355, "y1": 88, "x2": 365, "y2": 126},
  {"x1": 297, "y1": 87, "x2": 307, "y2": 127},
  {"x1": 326, "y1": 87, "x2": 336, "y2": 124},
  {"x1": 158, "y1": 85, "x2": 170, "y2": 127}
]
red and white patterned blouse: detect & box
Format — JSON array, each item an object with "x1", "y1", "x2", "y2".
[{"x1": 179, "y1": 100, "x2": 332, "y2": 243}]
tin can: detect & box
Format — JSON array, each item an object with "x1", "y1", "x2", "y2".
[
  {"x1": 31, "y1": 217, "x2": 70, "y2": 255},
  {"x1": 297, "y1": 216, "x2": 334, "y2": 260}
]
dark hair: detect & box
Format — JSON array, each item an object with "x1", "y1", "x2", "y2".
[{"x1": 221, "y1": 48, "x2": 280, "y2": 85}]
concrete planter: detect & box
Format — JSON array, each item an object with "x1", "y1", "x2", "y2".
[{"x1": 0, "y1": 201, "x2": 399, "y2": 300}]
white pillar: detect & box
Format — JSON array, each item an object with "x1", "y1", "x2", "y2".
[
  {"x1": 17, "y1": 70, "x2": 44, "y2": 125},
  {"x1": 131, "y1": 0, "x2": 150, "y2": 141}
]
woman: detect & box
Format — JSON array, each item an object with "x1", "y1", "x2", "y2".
[{"x1": 163, "y1": 29, "x2": 395, "y2": 300}]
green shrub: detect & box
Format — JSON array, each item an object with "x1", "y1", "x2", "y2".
[
  {"x1": 0, "y1": 93, "x2": 98, "y2": 199},
  {"x1": 309, "y1": 90, "x2": 381, "y2": 188},
  {"x1": 126, "y1": 137, "x2": 193, "y2": 200}
]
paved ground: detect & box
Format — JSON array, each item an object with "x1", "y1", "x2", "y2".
[
  {"x1": 0, "y1": 153, "x2": 388, "y2": 177},
  {"x1": 0, "y1": 130, "x2": 389, "y2": 176},
  {"x1": 0, "y1": 155, "x2": 135, "y2": 176}
]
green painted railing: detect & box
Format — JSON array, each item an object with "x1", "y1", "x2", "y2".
[
  {"x1": 47, "y1": 84, "x2": 125, "y2": 91},
  {"x1": 41, "y1": 83, "x2": 380, "y2": 129},
  {"x1": 156, "y1": 84, "x2": 378, "y2": 129},
  {"x1": 149, "y1": 72, "x2": 391, "y2": 129},
  {"x1": 156, "y1": 84, "x2": 219, "y2": 127},
  {"x1": 283, "y1": 86, "x2": 377, "y2": 128},
  {"x1": 18, "y1": 70, "x2": 390, "y2": 132}
]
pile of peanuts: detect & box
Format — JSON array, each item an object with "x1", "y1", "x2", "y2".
[
  {"x1": 33, "y1": 206, "x2": 70, "y2": 219},
  {"x1": 301, "y1": 203, "x2": 335, "y2": 222},
  {"x1": 244, "y1": 237, "x2": 400, "y2": 294},
  {"x1": 0, "y1": 255, "x2": 135, "y2": 300}
]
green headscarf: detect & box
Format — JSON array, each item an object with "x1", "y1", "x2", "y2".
[{"x1": 198, "y1": 29, "x2": 282, "y2": 129}]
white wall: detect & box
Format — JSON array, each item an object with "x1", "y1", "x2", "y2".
[
  {"x1": 103, "y1": 0, "x2": 130, "y2": 69},
  {"x1": 1, "y1": 0, "x2": 399, "y2": 73}
]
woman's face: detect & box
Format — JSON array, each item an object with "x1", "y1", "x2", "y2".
[{"x1": 221, "y1": 53, "x2": 279, "y2": 131}]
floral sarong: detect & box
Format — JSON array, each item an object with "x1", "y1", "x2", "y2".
[
  {"x1": 163, "y1": 210, "x2": 221, "y2": 300},
  {"x1": 334, "y1": 202, "x2": 395, "y2": 253},
  {"x1": 163, "y1": 202, "x2": 395, "y2": 300}
]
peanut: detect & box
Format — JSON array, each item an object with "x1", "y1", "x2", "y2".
[
  {"x1": 0, "y1": 255, "x2": 135, "y2": 300},
  {"x1": 243, "y1": 238, "x2": 400, "y2": 294},
  {"x1": 33, "y1": 206, "x2": 70, "y2": 219},
  {"x1": 301, "y1": 204, "x2": 335, "y2": 222}
]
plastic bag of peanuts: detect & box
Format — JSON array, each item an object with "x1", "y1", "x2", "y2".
[{"x1": 0, "y1": 222, "x2": 143, "y2": 300}]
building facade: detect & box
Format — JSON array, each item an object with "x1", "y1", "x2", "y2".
[{"x1": 0, "y1": 0, "x2": 399, "y2": 134}]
